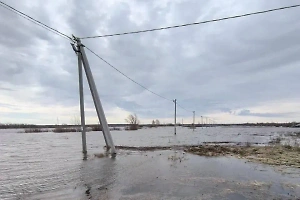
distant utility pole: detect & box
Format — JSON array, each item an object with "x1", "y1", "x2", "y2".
[
  {"x1": 173, "y1": 99, "x2": 177, "y2": 135},
  {"x1": 193, "y1": 111, "x2": 195, "y2": 130},
  {"x1": 182, "y1": 118, "x2": 183, "y2": 126},
  {"x1": 201, "y1": 116, "x2": 203, "y2": 127}
]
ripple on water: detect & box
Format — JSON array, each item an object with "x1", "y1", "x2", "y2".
[{"x1": 1, "y1": 127, "x2": 300, "y2": 199}]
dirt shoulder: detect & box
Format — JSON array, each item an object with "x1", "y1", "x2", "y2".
[{"x1": 186, "y1": 145, "x2": 300, "y2": 168}]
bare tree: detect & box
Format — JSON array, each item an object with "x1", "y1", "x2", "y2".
[
  {"x1": 151, "y1": 120, "x2": 156, "y2": 127},
  {"x1": 70, "y1": 115, "x2": 81, "y2": 131},
  {"x1": 155, "y1": 119, "x2": 160, "y2": 125},
  {"x1": 70, "y1": 115, "x2": 80, "y2": 125},
  {"x1": 125, "y1": 114, "x2": 140, "y2": 130}
]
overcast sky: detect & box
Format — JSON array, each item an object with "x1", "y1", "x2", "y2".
[{"x1": 0, "y1": 0, "x2": 300, "y2": 125}]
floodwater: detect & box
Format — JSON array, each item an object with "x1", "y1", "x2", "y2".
[{"x1": 0, "y1": 127, "x2": 300, "y2": 199}]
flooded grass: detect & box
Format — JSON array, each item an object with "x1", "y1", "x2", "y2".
[
  {"x1": 285, "y1": 131, "x2": 300, "y2": 138},
  {"x1": 115, "y1": 145, "x2": 178, "y2": 151},
  {"x1": 24, "y1": 128, "x2": 48, "y2": 133},
  {"x1": 52, "y1": 127, "x2": 80, "y2": 133},
  {"x1": 269, "y1": 137, "x2": 282, "y2": 144},
  {"x1": 91, "y1": 125, "x2": 102, "y2": 131}
]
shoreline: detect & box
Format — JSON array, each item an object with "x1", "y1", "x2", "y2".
[{"x1": 115, "y1": 144, "x2": 300, "y2": 168}]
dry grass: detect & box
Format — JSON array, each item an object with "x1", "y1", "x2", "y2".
[
  {"x1": 187, "y1": 145, "x2": 300, "y2": 168},
  {"x1": 115, "y1": 142, "x2": 300, "y2": 168}
]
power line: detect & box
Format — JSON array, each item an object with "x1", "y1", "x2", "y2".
[
  {"x1": 84, "y1": 45, "x2": 196, "y2": 112},
  {"x1": 84, "y1": 45, "x2": 173, "y2": 102},
  {"x1": 0, "y1": 3, "x2": 68, "y2": 40},
  {"x1": 177, "y1": 102, "x2": 192, "y2": 113},
  {"x1": 0, "y1": 1, "x2": 194, "y2": 112},
  {"x1": 0, "y1": 1, "x2": 73, "y2": 41},
  {"x1": 80, "y1": 4, "x2": 300, "y2": 39}
]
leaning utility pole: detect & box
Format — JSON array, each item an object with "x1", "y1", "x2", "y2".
[
  {"x1": 173, "y1": 99, "x2": 177, "y2": 135},
  {"x1": 72, "y1": 37, "x2": 116, "y2": 154}
]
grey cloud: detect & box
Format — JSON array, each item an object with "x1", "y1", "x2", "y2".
[
  {"x1": 0, "y1": 103, "x2": 17, "y2": 109},
  {"x1": 0, "y1": 87, "x2": 14, "y2": 91},
  {"x1": 1, "y1": 0, "x2": 300, "y2": 123},
  {"x1": 237, "y1": 109, "x2": 294, "y2": 118}
]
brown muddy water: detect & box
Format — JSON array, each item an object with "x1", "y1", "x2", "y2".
[{"x1": 0, "y1": 126, "x2": 300, "y2": 199}]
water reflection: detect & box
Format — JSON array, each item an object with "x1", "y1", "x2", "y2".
[
  {"x1": 1, "y1": 127, "x2": 300, "y2": 199},
  {"x1": 79, "y1": 155, "x2": 116, "y2": 199},
  {"x1": 82, "y1": 152, "x2": 88, "y2": 161}
]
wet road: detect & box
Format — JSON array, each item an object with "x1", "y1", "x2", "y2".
[{"x1": 0, "y1": 127, "x2": 299, "y2": 199}]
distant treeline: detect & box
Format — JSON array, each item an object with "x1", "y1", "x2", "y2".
[
  {"x1": 197, "y1": 122, "x2": 300, "y2": 128},
  {"x1": 0, "y1": 123, "x2": 102, "y2": 129},
  {"x1": 0, "y1": 123, "x2": 175, "y2": 129},
  {"x1": 0, "y1": 122, "x2": 299, "y2": 129}
]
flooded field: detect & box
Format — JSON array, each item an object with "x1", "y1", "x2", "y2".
[{"x1": 0, "y1": 126, "x2": 300, "y2": 199}]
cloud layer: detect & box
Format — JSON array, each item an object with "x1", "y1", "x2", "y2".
[{"x1": 1, "y1": 0, "x2": 300, "y2": 124}]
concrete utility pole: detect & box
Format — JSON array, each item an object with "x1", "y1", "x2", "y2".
[
  {"x1": 173, "y1": 99, "x2": 177, "y2": 135},
  {"x1": 74, "y1": 38, "x2": 116, "y2": 154},
  {"x1": 77, "y1": 44, "x2": 87, "y2": 154},
  {"x1": 193, "y1": 111, "x2": 195, "y2": 130}
]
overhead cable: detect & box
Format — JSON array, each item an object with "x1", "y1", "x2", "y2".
[
  {"x1": 80, "y1": 4, "x2": 300, "y2": 39},
  {"x1": 0, "y1": 1, "x2": 194, "y2": 111},
  {"x1": 84, "y1": 45, "x2": 173, "y2": 102},
  {"x1": 176, "y1": 102, "x2": 192, "y2": 112},
  {"x1": 0, "y1": 1, "x2": 73, "y2": 41}
]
